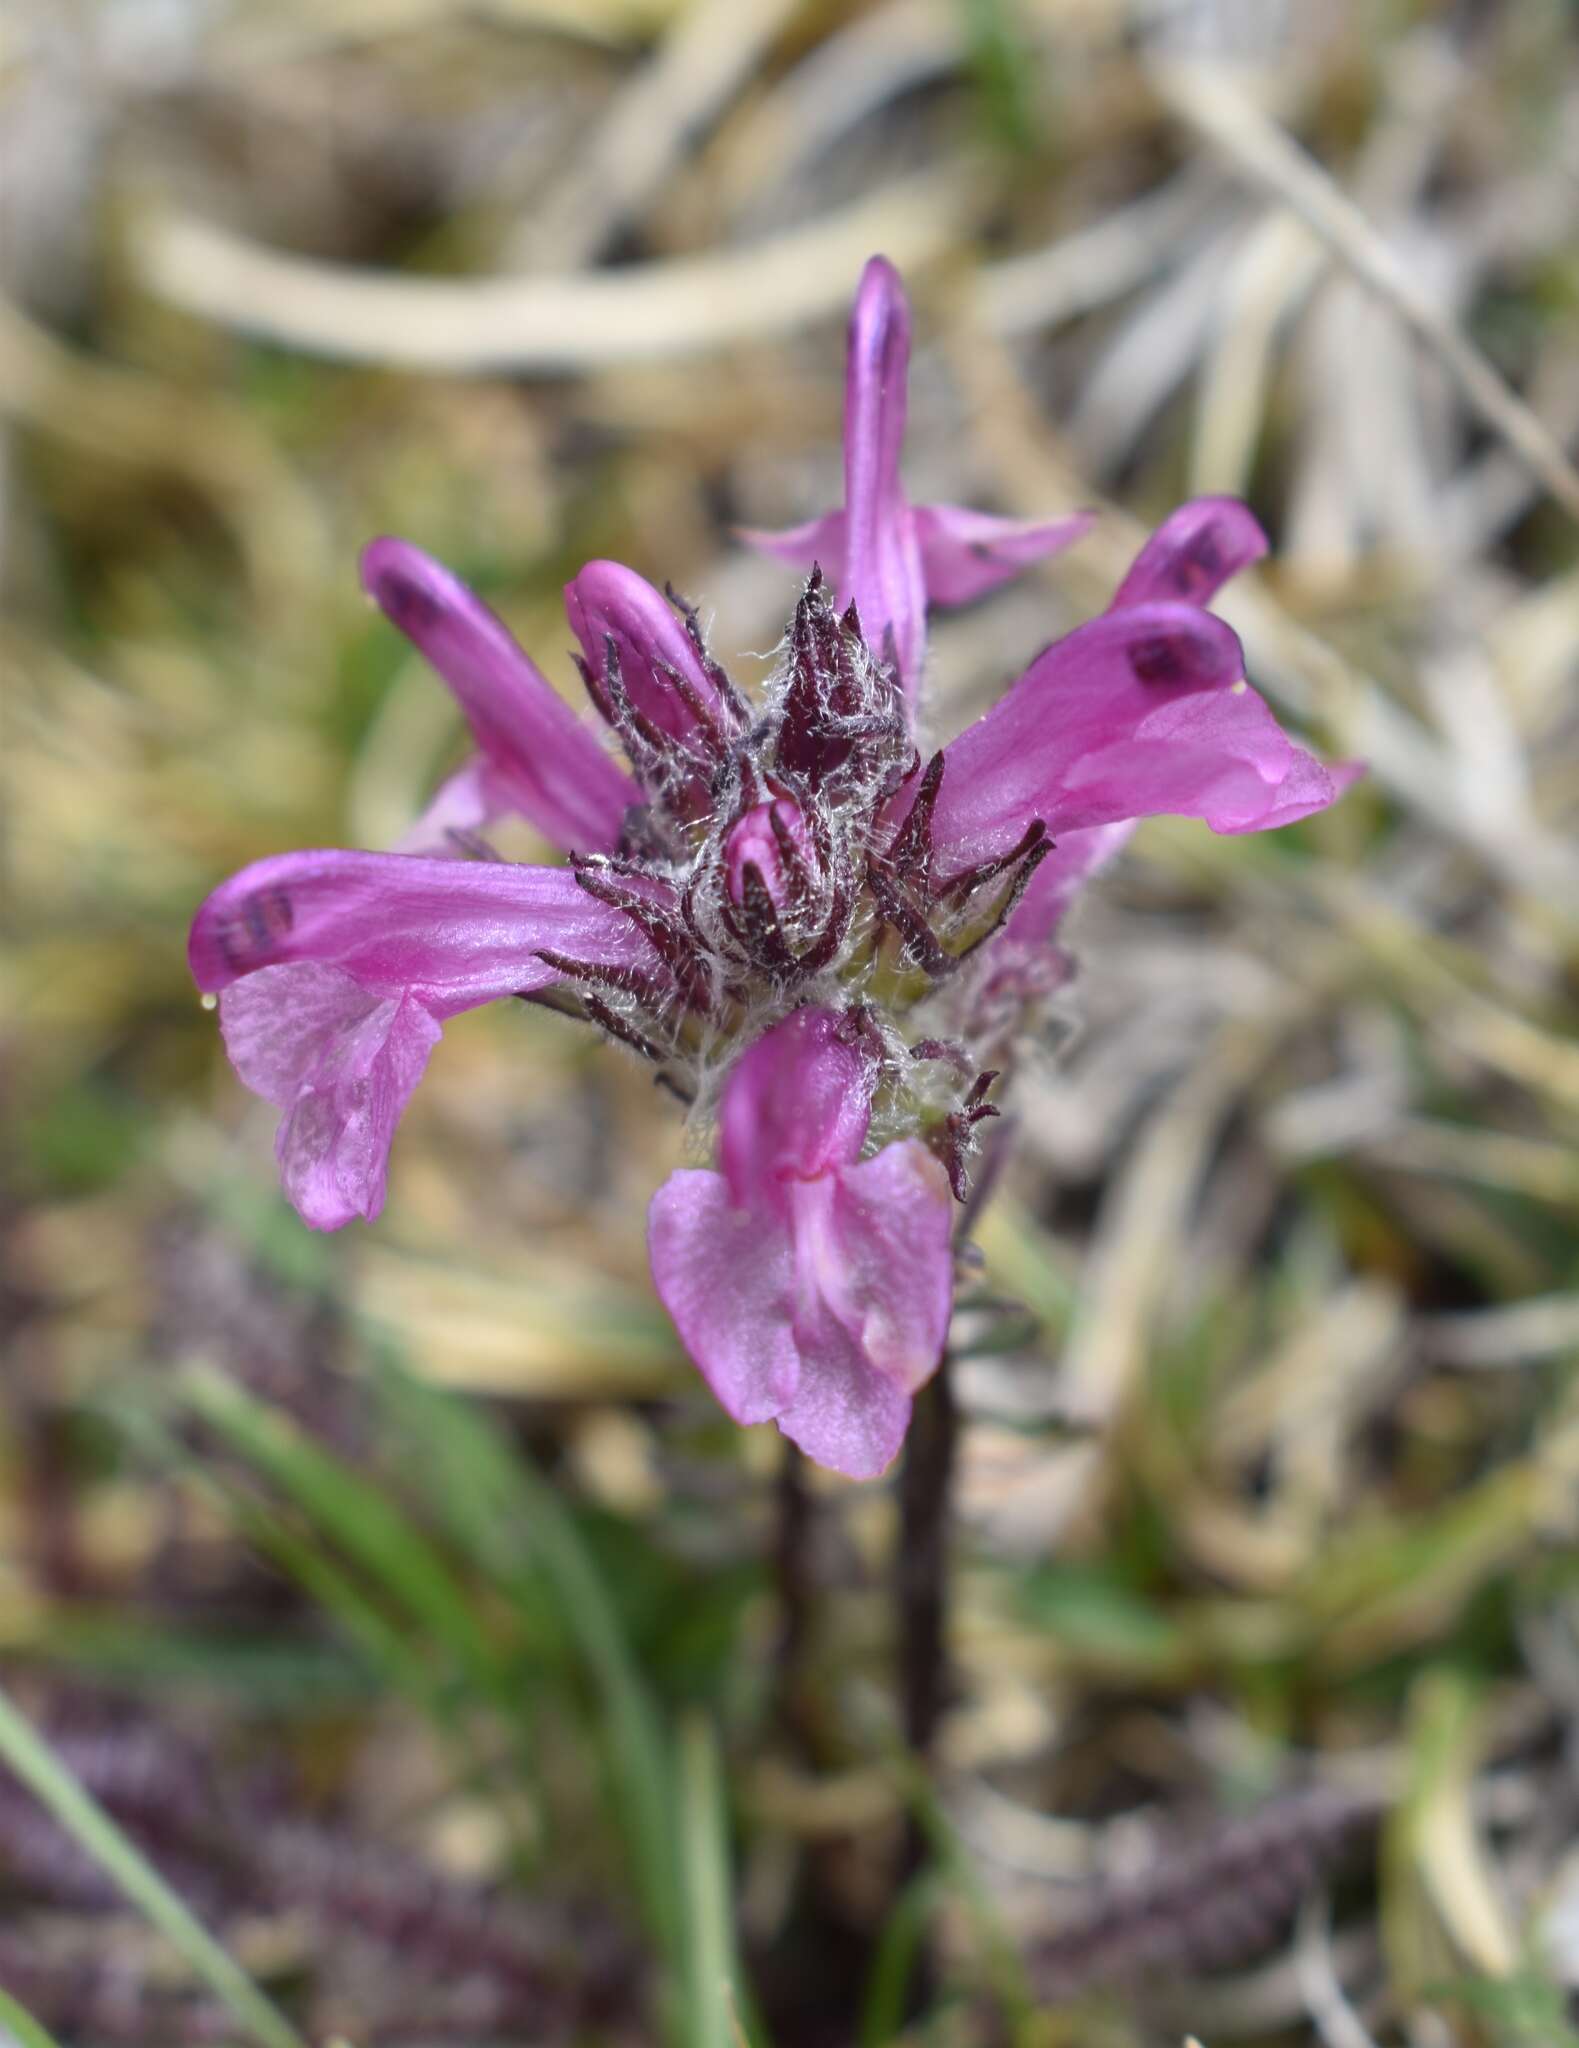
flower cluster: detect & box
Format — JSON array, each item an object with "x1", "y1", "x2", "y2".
[{"x1": 190, "y1": 256, "x2": 1357, "y2": 1478}]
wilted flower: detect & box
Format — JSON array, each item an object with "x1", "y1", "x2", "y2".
[{"x1": 190, "y1": 255, "x2": 1357, "y2": 1477}]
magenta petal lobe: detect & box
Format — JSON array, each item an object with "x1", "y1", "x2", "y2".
[
  {"x1": 192, "y1": 849, "x2": 667, "y2": 1230},
  {"x1": 843, "y1": 258, "x2": 912, "y2": 560},
  {"x1": 913, "y1": 503, "x2": 1096, "y2": 606},
  {"x1": 838, "y1": 257, "x2": 927, "y2": 706},
  {"x1": 565, "y1": 560, "x2": 729, "y2": 749},
  {"x1": 189, "y1": 849, "x2": 658, "y2": 1008},
  {"x1": 219, "y1": 965, "x2": 442, "y2": 1230},
  {"x1": 929, "y1": 602, "x2": 1250, "y2": 872},
  {"x1": 394, "y1": 758, "x2": 494, "y2": 855},
  {"x1": 362, "y1": 538, "x2": 638, "y2": 852},
  {"x1": 771, "y1": 1143, "x2": 952, "y2": 1479},
  {"x1": 820, "y1": 1143, "x2": 954, "y2": 1393},
  {"x1": 737, "y1": 511, "x2": 847, "y2": 583},
  {"x1": 648, "y1": 1171, "x2": 801, "y2": 1425},
  {"x1": 743, "y1": 258, "x2": 1096, "y2": 719},
  {"x1": 1002, "y1": 821, "x2": 1135, "y2": 948},
  {"x1": 717, "y1": 1008, "x2": 874, "y2": 1213},
  {"x1": 771, "y1": 1315, "x2": 916, "y2": 1481},
  {"x1": 1110, "y1": 496, "x2": 1269, "y2": 610},
  {"x1": 649, "y1": 1010, "x2": 955, "y2": 1480}
]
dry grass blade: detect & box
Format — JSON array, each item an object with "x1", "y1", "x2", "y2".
[
  {"x1": 518, "y1": 0, "x2": 803, "y2": 267},
  {"x1": 131, "y1": 171, "x2": 977, "y2": 372},
  {"x1": 1295, "y1": 1887, "x2": 1383, "y2": 2048},
  {"x1": 1035, "y1": 1002, "x2": 1306, "y2": 1543},
  {"x1": 980, "y1": 171, "x2": 1228, "y2": 338},
  {"x1": 722, "y1": 0, "x2": 964, "y2": 217},
  {"x1": 1397, "y1": 1677, "x2": 1518, "y2": 1982},
  {"x1": 1151, "y1": 60, "x2": 1579, "y2": 525},
  {"x1": 1187, "y1": 210, "x2": 1324, "y2": 496},
  {"x1": 1421, "y1": 1294, "x2": 1579, "y2": 1370}
]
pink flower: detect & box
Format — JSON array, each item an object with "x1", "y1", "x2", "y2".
[
  {"x1": 742, "y1": 256, "x2": 1094, "y2": 711},
  {"x1": 648, "y1": 1009, "x2": 953, "y2": 1479},
  {"x1": 191, "y1": 253, "x2": 1358, "y2": 1474},
  {"x1": 189, "y1": 852, "x2": 664, "y2": 1229}
]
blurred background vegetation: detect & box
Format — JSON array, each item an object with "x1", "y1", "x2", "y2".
[{"x1": 6, "y1": 0, "x2": 1579, "y2": 2042}]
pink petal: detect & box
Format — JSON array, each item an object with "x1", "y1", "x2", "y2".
[
  {"x1": 723, "y1": 796, "x2": 815, "y2": 918},
  {"x1": 647, "y1": 1171, "x2": 801, "y2": 1425},
  {"x1": 649, "y1": 1139, "x2": 955, "y2": 1482},
  {"x1": 221, "y1": 964, "x2": 440, "y2": 1229},
  {"x1": 774, "y1": 1143, "x2": 953, "y2": 1479},
  {"x1": 1071, "y1": 690, "x2": 1345, "y2": 834},
  {"x1": 817, "y1": 1143, "x2": 954, "y2": 1391},
  {"x1": 769, "y1": 1305, "x2": 916, "y2": 1481},
  {"x1": 912, "y1": 503, "x2": 1096, "y2": 606},
  {"x1": 954, "y1": 497, "x2": 1350, "y2": 958},
  {"x1": 565, "y1": 560, "x2": 730, "y2": 749},
  {"x1": 1110, "y1": 496, "x2": 1268, "y2": 609},
  {"x1": 742, "y1": 262, "x2": 1095, "y2": 716},
  {"x1": 189, "y1": 850, "x2": 658, "y2": 1010},
  {"x1": 718, "y1": 1008, "x2": 873, "y2": 1216},
  {"x1": 930, "y1": 603, "x2": 1252, "y2": 873},
  {"x1": 839, "y1": 256, "x2": 928, "y2": 705},
  {"x1": 393, "y1": 757, "x2": 494, "y2": 855},
  {"x1": 1002, "y1": 820, "x2": 1136, "y2": 947},
  {"x1": 194, "y1": 854, "x2": 661, "y2": 1230},
  {"x1": 362, "y1": 539, "x2": 638, "y2": 853},
  {"x1": 1220, "y1": 746, "x2": 1365, "y2": 832},
  {"x1": 650, "y1": 1015, "x2": 953, "y2": 1480},
  {"x1": 737, "y1": 510, "x2": 847, "y2": 582}
]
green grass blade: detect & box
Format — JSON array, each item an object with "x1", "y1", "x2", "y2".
[
  {"x1": 858, "y1": 1701, "x2": 1034, "y2": 2027},
  {"x1": 860, "y1": 1871, "x2": 941, "y2": 2047},
  {"x1": 958, "y1": 0, "x2": 1036, "y2": 154},
  {"x1": 179, "y1": 1366, "x2": 514, "y2": 1710},
  {"x1": 110, "y1": 1387, "x2": 540, "y2": 1868},
  {"x1": 109, "y1": 1389, "x2": 449, "y2": 1712},
  {"x1": 678, "y1": 1713, "x2": 739, "y2": 2048},
  {"x1": 373, "y1": 1367, "x2": 681, "y2": 1966},
  {"x1": 0, "y1": 1681, "x2": 305, "y2": 2048},
  {"x1": 0, "y1": 1986, "x2": 67, "y2": 2048}
]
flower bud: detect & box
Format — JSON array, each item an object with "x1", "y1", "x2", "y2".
[{"x1": 723, "y1": 796, "x2": 814, "y2": 919}]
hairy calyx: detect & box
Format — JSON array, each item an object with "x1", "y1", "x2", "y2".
[{"x1": 541, "y1": 569, "x2": 1038, "y2": 1183}]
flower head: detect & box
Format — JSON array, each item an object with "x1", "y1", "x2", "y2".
[{"x1": 190, "y1": 256, "x2": 1357, "y2": 1476}]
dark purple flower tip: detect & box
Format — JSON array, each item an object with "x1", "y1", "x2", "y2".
[
  {"x1": 565, "y1": 560, "x2": 736, "y2": 755},
  {"x1": 1111, "y1": 497, "x2": 1269, "y2": 610}
]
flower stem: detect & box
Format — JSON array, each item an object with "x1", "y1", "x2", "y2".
[
  {"x1": 773, "y1": 1438, "x2": 818, "y2": 1757},
  {"x1": 895, "y1": 1113, "x2": 1010, "y2": 1797},
  {"x1": 890, "y1": 1347, "x2": 959, "y2": 2019},
  {"x1": 895, "y1": 1350, "x2": 958, "y2": 1812}
]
